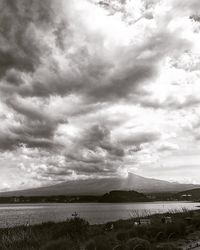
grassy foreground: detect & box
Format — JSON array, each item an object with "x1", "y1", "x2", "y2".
[{"x1": 1, "y1": 209, "x2": 200, "y2": 250}]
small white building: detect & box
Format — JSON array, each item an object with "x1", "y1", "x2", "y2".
[
  {"x1": 181, "y1": 194, "x2": 192, "y2": 198},
  {"x1": 165, "y1": 217, "x2": 172, "y2": 223},
  {"x1": 139, "y1": 218, "x2": 151, "y2": 225}
]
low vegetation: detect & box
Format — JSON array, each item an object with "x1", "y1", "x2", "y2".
[
  {"x1": 0, "y1": 209, "x2": 200, "y2": 250},
  {"x1": 99, "y1": 190, "x2": 149, "y2": 202}
]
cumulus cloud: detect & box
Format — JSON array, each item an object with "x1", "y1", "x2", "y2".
[{"x1": 0, "y1": 0, "x2": 200, "y2": 190}]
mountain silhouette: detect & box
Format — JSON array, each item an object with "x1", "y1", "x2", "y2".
[{"x1": 0, "y1": 173, "x2": 199, "y2": 196}]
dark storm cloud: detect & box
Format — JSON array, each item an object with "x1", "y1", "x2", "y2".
[
  {"x1": 0, "y1": 0, "x2": 190, "y2": 103},
  {"x1": 59, "y1": 124, "x2": 161, "y2": 177},
  {"x1": 34, "y1": 166, "x2": 73, "y2": 179},
  {"x1": 10, "y1": 121, "x2": 55, "y2": 140},
  {"x1": 69, "y1": 163, "x2": 117, "y2": 175},
  {"x1": 119, "y1": 131, "x2": 160, "y2": 146},
  {"x1": 67, "y1": 152, "x2": 105, "y2": 165},
  {"x1": 0, "y1": 126, "x2": 57, "y2": 151},
  {"x1": 190, "y1": 15, "x2": 200, "y2": 22},
  {"x1": 4, "y1": 70, "x2": 24, "y2": 86},
  {"x1": 0, "y1": 0, "x2": 69, "y2": 153},
  {"x1": 20, "y1": 138, "x2": 56, "y2": 149},
  {"x1": 0, "y1": 0, "x2": 52, "y2": 77},
  {"x1": 63, "y1": 159, "x2": 120, "y2": 177},
  {"x1": 0, "y1": 0, "x2": 75, "y2": 99},
  {"x1": 6, "y1": 96, "x2": 67, "y2": 124},
  {"x1": 86, "y1": 33, "x2": 179, "y2": 101},
  {"x1": 1, "y1": 96, "x2": 67, "y2": 150},
  {"x1": 0, "y1": 132, "x2": 18, "y2": 151},
  {"x1": 0, "y1": 108, "x2": 65, "y2": 152},
  {"x1": 87, "y1": 62, "x2": 155, "y2": 101},
  {"x1": 6, "y1": 117, "x2": 62, "y2": 150},
  {"x1": 81, "y1": 125, "x2": 125, "y2": 157},
  {"x1": 6, "y1": 98, "x2": 51, "y2": 122},
  {"x1": 62, "y1": 124, "x2": 126, "y2": 176},
  {"x1": 4, "y1": 29, "x2": 188, "y2": 102},
  {"x1": 0, "y1": 50, "x2": 35, "y2": 78},
  {"x1": 0, "y1": 0, "x2": 52, "y2": 97}
]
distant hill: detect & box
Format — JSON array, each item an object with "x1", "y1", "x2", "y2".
[
  {"x1": 176, "y1": 188, "x2": 200, "y2": 200},
  {"x1": 0, "y1": 173, "x2": 199, "y2": 197},
  {"x1": 99, "y1": 190, "x2": 149, "y2": 203}
]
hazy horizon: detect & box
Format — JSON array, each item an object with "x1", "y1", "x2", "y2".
[{"x1": 0, "y1": 0, "x2": 200, "y2": 192}]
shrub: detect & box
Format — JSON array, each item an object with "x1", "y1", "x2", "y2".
[
  {"x1": 40, "y1": 238, "x2": 77, "y2": 250},
  {"x1": 165, "y1": 222, "x2": 186, "y2": 238},
  {"x1": 148, "y1": 223, "x2": 166, "y2": 240},
  {"x1": 192, "y1": 216, "x2": 200, "y2": 228},
  {"x1": 94, "y1": 235, "x2": 113, "y2": 250},
  {"x1": 113, "y1": 244, "x2": 128, "y2": 250},
  {"x1": 155, "y1": 243, "x2": 179, "y2": 250},
  {"x1": 85, "y1": 240, "x2": 96, "y2": 250},
  {"x1": 66, "y1": 216, "x2": 89, "y2": 237},
  {"x1": 52, "y1": 217, "x2": 89, "y2": 239},
  {"x1": 129, "y1": 228, "x2": 138, "y2": 239},
  {"x1": 116, "y1": 231, "x2": 129, "y2": 242},
  {"x1": 126, "y1": 237, "x2": 151, "y2": 250},
  {"x1": 0, "y1": 227, "x2": 40, "y2": 250},
  {"x1": 135, "y1": 226, "x2": 151, "y2": 239},
  {"x1": 113, "y1": 220, "x2": 133, "y2": 231}
]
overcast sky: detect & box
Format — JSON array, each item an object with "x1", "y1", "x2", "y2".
[{"x1": 0, "y1": 0, "x2": 200, "y2": 191}]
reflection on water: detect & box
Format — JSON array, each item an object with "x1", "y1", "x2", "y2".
[{"x1": 0, "y1": 201, "x2": 199, "y2": 228}]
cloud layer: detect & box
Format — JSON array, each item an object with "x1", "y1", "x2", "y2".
[{"x1": 0, "y1": 0, "x2": 200, "y2": 190}]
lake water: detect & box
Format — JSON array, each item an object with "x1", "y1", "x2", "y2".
[{"x1": 0, "y1": 202, "x2": 200, "y2": 228}]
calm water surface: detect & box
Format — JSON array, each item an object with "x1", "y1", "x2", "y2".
[{"x1": 0, "y1": 202, "x2": 200, "y2": 228}]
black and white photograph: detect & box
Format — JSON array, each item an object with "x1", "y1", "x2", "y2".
[{"x1": 0, "y1": 0, "x2": 200, "y2": 249}]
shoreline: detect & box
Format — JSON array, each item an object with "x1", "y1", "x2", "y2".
[
  {"x1": 0, "y1": 199, "x2": 198, "y2": 204},
  {"x1": 1, "y1": 208, "x2": 200, "y2": 249}
]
